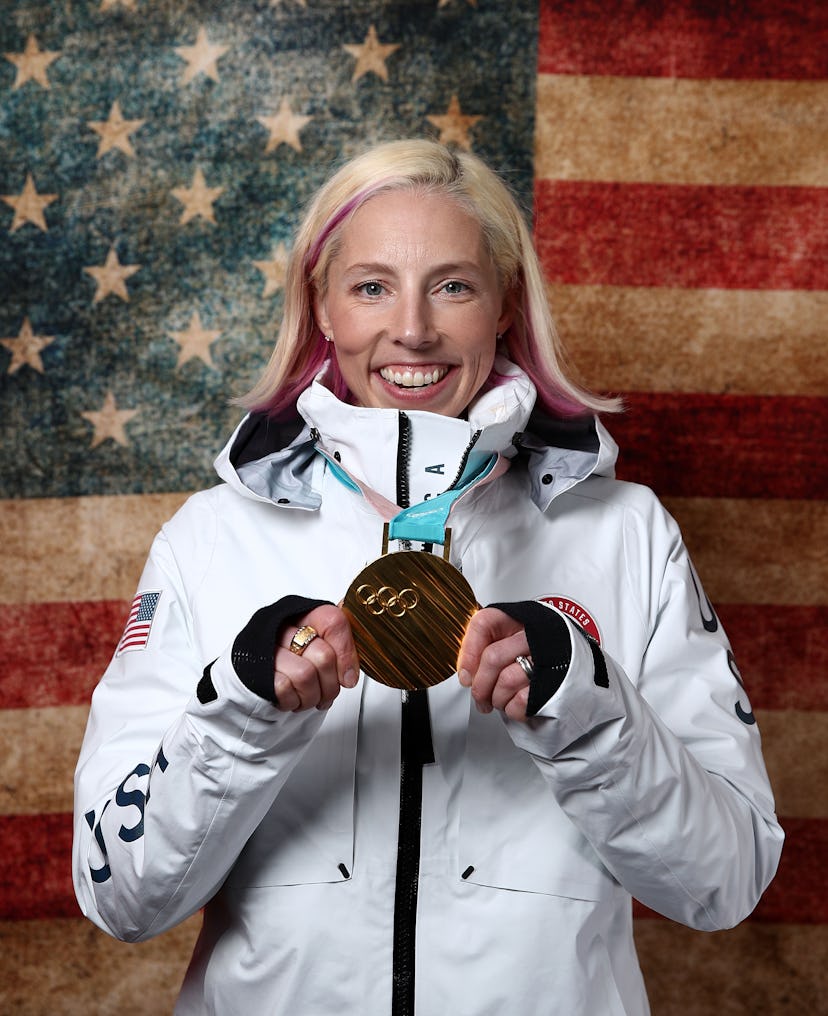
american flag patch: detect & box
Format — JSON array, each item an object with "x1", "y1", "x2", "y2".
[{"x1": 116, "y1": 591, "x2": 161, "y2": 656}]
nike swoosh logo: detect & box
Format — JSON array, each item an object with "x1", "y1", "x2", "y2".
[
  {"x1": 689, "y1": 561, "x2": 718, "y2": 633},
  {"x1": 729, "y1": 650, "x2": 756, "y2": 725}
]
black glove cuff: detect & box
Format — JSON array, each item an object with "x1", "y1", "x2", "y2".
[
  {"x1": 230, "y1": 595, "x2": 333, "y2": 704},
  {"x1": 489, "y1": 600, "x2": 573, "y2": 717}
]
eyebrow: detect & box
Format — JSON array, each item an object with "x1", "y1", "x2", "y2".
[{"x1": 340, "y1": 260, "x2": 486, "y2": 278}]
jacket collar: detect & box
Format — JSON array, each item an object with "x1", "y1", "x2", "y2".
[
  {"x1": 214, "y1": 358, "x2": 617, "y2": 512},
  {"x1": 518, "y1": 411, "x2": 618, "y2": 510}
]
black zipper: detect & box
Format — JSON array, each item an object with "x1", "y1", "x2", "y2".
[
  {"x1": 396, "y1": 412, "x2": 412, "y2": 549},
  {"x1": 447, "y1": 428, "x2": 482, "y2": 491},
  {"x1": 392, "y1": 689, "x2": 433, "y2": 1015},
  {"x1": 392, "y1": 410, "x2": 434, "y2": 1016}
]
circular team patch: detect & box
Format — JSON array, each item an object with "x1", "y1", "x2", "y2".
[{"x1": 538, "y1": 596, "x2": 602, "y2": 645}]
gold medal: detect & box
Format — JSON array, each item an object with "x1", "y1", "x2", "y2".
[{"x1": 343, "y1": 528, "x2": 478, "y2": 690}]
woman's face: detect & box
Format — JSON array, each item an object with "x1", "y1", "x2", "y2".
[{"x1": 314, "y1": 189, "x2": 511, "y2": 418}]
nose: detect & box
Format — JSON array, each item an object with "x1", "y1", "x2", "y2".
[{"x1": 391, "y1": 289, "x2": 435, "y2": 348}]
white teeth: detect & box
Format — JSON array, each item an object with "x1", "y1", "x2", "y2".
[{"x1": 380, "y1": 366, "x2": 447, "y2": 388}]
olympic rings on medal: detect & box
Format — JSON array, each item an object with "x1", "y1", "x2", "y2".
[{"x1": 356, "y1": 583, "x2": 419, "y2": 617}]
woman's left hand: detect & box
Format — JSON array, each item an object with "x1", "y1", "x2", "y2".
[{"x1": 457, "y1": 607, "x2": 532, "y2": 722}]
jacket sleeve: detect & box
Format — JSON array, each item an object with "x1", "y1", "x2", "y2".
[
  {"x1": 503, "y1": 496, "x2": 784, "y2": 932},
  {"x1": 72, "y1": 524, "x2": 328, "y2": 943}
]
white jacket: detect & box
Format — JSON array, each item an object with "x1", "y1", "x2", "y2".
[{"x1": 73, "y1": 362, "x2": 783, "y2": 1015}]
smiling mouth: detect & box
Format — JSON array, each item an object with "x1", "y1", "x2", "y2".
[{"x1": 379, "y1": 366, "x2": 449, "y2": 388}]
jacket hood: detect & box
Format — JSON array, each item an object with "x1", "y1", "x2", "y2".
[{"x1": 214, "y1": 357, "x2": 618, "y2": 512}]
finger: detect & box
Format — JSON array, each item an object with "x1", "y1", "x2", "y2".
[
  {"x1": 284, "y1": 605, "x2": 360, "y2": 688},
  {"x1": 458, "y1": 607, "x2": 524, "y2": 685},
  {"x1": 489, "y1": 658, "x2": 532, "y2": 713},
  {"x1": 276, "y1": 622, "x2": 321, "y2": 710},
  {"x1": 274, "y1": 647, "x2": 327, "y2": 711},
  {"x1": 300, "y1": 635, "x2": 344, "y2": 709},
  {"x1": 503, "y1": 684, "x2": 531, "y2": 723},
  {"x1": 277, "y1": 605, "x2": 360, "y2": 710},
  {"x1": 469, "y1": 630, "x2": 529, "y2": 713},
  {"x1": 273, "y1": 649, "x2": 302, "y2": 711}
]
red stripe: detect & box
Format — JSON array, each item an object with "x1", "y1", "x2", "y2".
[
  {"x1": 0, "y1": 814, "x2": 78, "y2": 921},
  {"x1": 534, "y1": 180, "x2": 828, "y2": 290},
  {"x1": 611, "y1": 394, "x2": 827, "y2": 500},
  {"x1": 118, "y1": 626, "x2": 152, "y2": 652},
  {"x1": 117, "y1": 633, "x2": 148, "y2": 650},
  {"x1": 538, "y1": 0, "x2": 828, "y2": 80},
  {"x1": 0, "y1": 600, "x2": 127, "y2": 709},
  {"x1": 0, "y1": 599, "x2": 825, "y2": 711},
  {"x1": 718, "y1": 605, "x2": 828, "y2": 712},
  {"x1": 4, "y1": 812, "x2": 821, "y2": 922},
  {"x1": 634, "y1": 817, "x2": 827, "y2": 924},
  {"x1": 752, "y1": 817, "x2": 828, "y2": 924}
]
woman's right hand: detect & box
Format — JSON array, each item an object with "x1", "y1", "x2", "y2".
[{"x1": 274, "y1": 604, "x2": 360, "y2": 711}]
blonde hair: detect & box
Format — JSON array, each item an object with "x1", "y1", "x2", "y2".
[{"x1": 239, "y1": 139, "x2": 620, "y2": 418}]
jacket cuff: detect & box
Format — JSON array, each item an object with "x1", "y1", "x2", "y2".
[
  {"x1": 198, "y1": 595, "x2": 332, "y2": 706},
  {"x1": 488, "y1": 600, "x2": 574, "y2": 716}
]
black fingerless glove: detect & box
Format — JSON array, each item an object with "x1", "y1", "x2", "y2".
[
  {"x1": 197, "y1": 595, "x2": 333, "y2": 705},
  {"x1": 490, "y1": 600, "x2": 609, "y2": 716},
  {"x1": 489, "y1": 600, "x2": 573, "y2": 717}
]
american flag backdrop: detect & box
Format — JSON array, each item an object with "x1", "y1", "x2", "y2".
[{"x1": 0, "y1": 1, "x2": 825, "y2": 1012}]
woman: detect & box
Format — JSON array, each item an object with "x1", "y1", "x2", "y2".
[{"x1": 73, "y1": 140, "x2": 782, "y2": 1015}]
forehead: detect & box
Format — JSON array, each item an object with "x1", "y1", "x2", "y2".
[{"x1": 334, "y1": 188, "x2": 488, "y2": 267}]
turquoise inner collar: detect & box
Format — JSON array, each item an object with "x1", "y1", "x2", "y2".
[{"x1": 322, "y1": 449, "x2": 498, "y2": 545}]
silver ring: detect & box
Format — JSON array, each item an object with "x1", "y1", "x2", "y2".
[{"x1": 515, "y1": 654, "x2": 534, "y2": 679}]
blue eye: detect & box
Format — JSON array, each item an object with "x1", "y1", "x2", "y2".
[
  {"x1": 443, "y1": 281, "x2": 469, "y2": 295},
  {"x1": 358, "y1": 281, "x2": 384, "y2": 297}
]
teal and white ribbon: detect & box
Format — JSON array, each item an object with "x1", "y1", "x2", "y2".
[{"x1": 318, "y1": 446, "x2": 508, "y2": 546}]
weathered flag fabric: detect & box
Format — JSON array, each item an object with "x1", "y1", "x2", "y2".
[
  {"x1": 1, "y1": 1, "x2": 825, "y2": 1013},
  {"x1": 533, "y1": 3, "x2": 827, "y2": 1012},
  {"x1": 0, "y1": 0, "x2": 535, "y2": 499}
]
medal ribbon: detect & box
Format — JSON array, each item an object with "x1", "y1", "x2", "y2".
[{"x1": 317, "y1": 444, "x2": 509, "y2": 545}]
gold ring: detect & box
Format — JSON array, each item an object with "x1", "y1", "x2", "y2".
[{"x1": 289, "y1": 625, "x2": 318, "y2": 655}]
